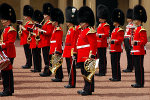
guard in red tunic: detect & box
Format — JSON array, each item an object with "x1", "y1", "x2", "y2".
[
  {"x1": 49, "y1": 8, "x2": 64, "y2": 82},
  {"x1": 122, "y1": 9, "x2": 134, "y2": 73},
  {"x1": 63, "y1": 6, "x2": 78, "y2": 88},
  {"x1": 20, "y1": 5, "x2": 34, "y2": 69},
  {"x1": 0, "y1": 3, "x2": 16, "y2": 96},
  {"x1": 109, "y1": 9, "x2": 125, "y2": 82},
  {"x1": 131, "y1": 5, "x2": 147, "y2": 88},
  {"x1": 77, "y1": 6, "x2": 97, "y2": 96},
  {"x1": 29, "y1": 10, "x2": 44, "y2": 72},
  {"x1": 95, "y1": 4, "x2": 110, "y2": 76},
  {"x1": 39, "y1": 3, "x2": 54, "y2": 76}
]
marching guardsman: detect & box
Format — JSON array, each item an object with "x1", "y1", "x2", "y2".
[
  {"x1": 131, "y1": 5, "x2": 147, "y2": 88},
  {"x1": 49, "y1": 8, "x2": 64, "y2": 82},
  {"x1": 77, "y1": 6, "x2": 97, "y2": 96},
  {"x1": 109, "y1": 9, "x2": 125, "y2": 81},
  {"x1": 39, "y1": 3, "x2": 54, "y2": 76},
  {"x1": 20, "y1": 5, "x2": 34, "y2": 69},
  {"x1": 29, "y1": 10, "x2": 43, "y2": 72},
  {"x1": 0, "y1": 3, "x2": 17, "y2": 96},
  {"x1": 95, "y1": 4, "x2": 110, "y2": 76},
  {"x1": 122, "y1": 9, "x2": 134, "y2": 73},
  {"x1": 63, "y1": 6, "x2": 78, "y2": 88}
]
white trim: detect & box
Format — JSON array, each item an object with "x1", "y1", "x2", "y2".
[
  {"x1": 77, "y1": 44, "x2": 90, "y2": 49},
  {"x1": 50, "y1": 40, "x2": 56, "y2": 43}
]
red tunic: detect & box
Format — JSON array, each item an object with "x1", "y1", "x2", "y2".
[
  {"x1": 124, "y1": 22, "x2": 134, "y2": 46},
  {"x1": 131, "y1": 26, "x2": 147, "y2": 55},
  {"x1": 29, "y1": 27, "x2": 38, "y2": 49},
  {"x1": 20, "y1": 20, "x2": 34, "y2": 45},
  {"x1": 76, "y1": 27, "x2": 97, "y2": 62},
  {"x1": 63, "y1": 26, "x2": 75, "y2": 58},
  {"x1": 1, "y1": 26, "x2": 17, "y2": 70},
  {"x1": 97, "y1": 22, "x2": 110, "y2": 48},
  {"x1": 49, "y1": 26, "x2": 63, "y2": 55},
  {"x1": 38, "y1": 20, "x2": 54, "y2": 48},
  {"x1": 110, "y1": 27, "x2": 124, "y2": 53}
]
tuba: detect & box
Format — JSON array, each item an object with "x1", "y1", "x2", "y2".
[
  {"x1": 49, "y1": 54, "x2": 63, "y2": 74},
  {"x1": 82, "y1": 58, "x2": 99, "y2": 82}
]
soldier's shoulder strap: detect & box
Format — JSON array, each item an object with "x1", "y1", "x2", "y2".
[
  {"x1": 47, "y1": 20, "x2": 52, "y2": 24},
  {"x1": 139, "y1": 26, "x2": 146, "y2": 33},
  {"x1": 8, "y1": 26, "x2": 16, "y2": 33},
  {"x1": 118, "y1": 27, "x2": 124, "y2": 32},
  {"x1": 104, "y1": 23, "x2": 110, "y2": 27},
  {"x1": 55, "y1": 26, "x2": 62, "y2": 31},
  {"x1": 87, "y1": 27, "x2": 96, "y2": 35},
  {"x1": 28, "y1": 20, "x2": 34, "y2": 25}
]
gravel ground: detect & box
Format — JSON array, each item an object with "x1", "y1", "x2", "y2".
[{"x1": 0, "y1": 40, "x2": 150, "y2": 100}]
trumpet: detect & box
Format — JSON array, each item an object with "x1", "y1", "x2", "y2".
[
  {"x1": 82, "y1": 58, "x2": 99, "y2": 83},
  {"x1": 49, "y1": 54, "x2": 63, "y2": 75},
  {"x1": 17, "y1": 20, "x2": 23, "y2": 39}
]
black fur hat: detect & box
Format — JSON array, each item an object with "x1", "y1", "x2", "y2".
[
  {"x1": 112, "y1": 8, "x2": 125, "y2": 26},
  {"x1": 65, "y1": 6, "x2": 78, "y2": 25},
  {"x1": 32, "y1": 10, "x2": 44, "y2": 23},
  {"x1": 133, "y1": 5, "x2": 147, "y2": 23},
  {"x1": 97, "y1": 4, "x2": 109, "y2": 20},
  {"x1": 51, "y1": 8, "x2": 64, "y2": 24},
  {"x1": 78, "y1": 6, "x2": 95, "y2": 26},
  {"x1": 23, "y1": 5, "x2": 34, "y2": 18},
  {"x1": 0, "y1": 3, "x2": 16, "y2": 23},
  {"x1": 126, "y1": 8, "x2": 133, "y2": 19},
  {"x1": 43, "y1": 3, "x2": 54, "y2": 16}
]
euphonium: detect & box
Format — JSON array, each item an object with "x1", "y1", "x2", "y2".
[
  {"x1": 49, "y1": 54, "x2": 63, "y2": 74},
  {"x1": 82, "y1": 58, "x2": 97, "y2": 83}
]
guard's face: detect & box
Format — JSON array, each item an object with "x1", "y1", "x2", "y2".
[
  {"x1": 133, "y1": 20, "x2": 141, "y2": 26},
  {"x1": 44, "y1": 15, "x2": 48, "y2": 19},
  {"x1": 99, "y1": 18, "x2": 106, "y2": 23},
  {"x1": 1, "y1": 19, "x2": 8, "y2": 26},
  {"x1": 113, "y1": 22, "x2": 119, "y2": 27},
  {"x1": 127, "y1": 18, "x2": 132, "y2": 23},
  {"x1": 52, "y1": 21, "x2": 56, "y2": 26}
]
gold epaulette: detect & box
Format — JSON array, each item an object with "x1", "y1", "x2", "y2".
[
  {"x1": 139, "y1": 27, "x2": 146, "y2": 33},
  {"x1": 47, "y1": 20, "x2": 52, "y2": 24},
  {"x1": 56, "y1": 27, "x2": 62, "y2": 31},
  {"x1": 87, "y1": 27, "x2": 96, "y2": 35},
  {"x1": 8, "y1": 26, "x2": 16, "y2": 33},
  {"x1": 28, "y1": 20, "x2": 34, "y2": 25},
  {"x1": 104, "y1": 23, "x2": 110, "y2": 27},
  {"x1": 118, "y1": 27, "x2": 124, "y2": 32}
]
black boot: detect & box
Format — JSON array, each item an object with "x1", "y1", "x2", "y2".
[{"x1": 39, "y1": 65, "x2": 51, "y2": 77}]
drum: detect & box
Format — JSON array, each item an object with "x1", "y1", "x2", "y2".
[{"x1": 0, "y1": 50, "x2": 11, "y2": 70}]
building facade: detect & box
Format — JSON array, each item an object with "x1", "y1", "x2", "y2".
[{"x1": 0, "y1": 0, "x2": 149, "y2": 40}]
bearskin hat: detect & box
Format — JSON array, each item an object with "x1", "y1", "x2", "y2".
[
  {"x1": 126, "y1": 8, "x2": 133, "y2": 19},
  {"x1": 32, "y1": 10, "x2": 43, "y2": 23},
  {"x1": 112, "y1": 8, "x2": 125, "y2": 26},
  {"x1": 0, "y1": 3, "x2": 16, "y2": 23},
  {"x1": 65, "y1": 6, "x2": 78, "y2": 25},
  {"x1": 43, "y1": 3, "x2": 54, "y2": 16},
  {"x1": 51, "y1": 8, "x2": 64, "y2": 24},
  {"x1": 97, "y1": 4, "x2": 109, "y2": 20},
  {"x1": 23, "y1": 5, "x2": 34, "y2": 18},
  {"x1": 78, "y1": 6, "x2": 95, "y2": 26},
  {"x1": 133, "y1": 5, "x2": 147, "y2": 23}
]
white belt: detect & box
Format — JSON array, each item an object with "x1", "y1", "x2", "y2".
[
  {"x1": 77, "y1": 44, "x2": 90, "y2": 49},
  {"x1": 130, "y1": 50, "x2": 140, "y2": 53},
  {"x1": 50, "y1": 40, "x2": 56, "y2": 43}
]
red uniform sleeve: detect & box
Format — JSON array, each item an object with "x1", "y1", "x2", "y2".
[
  {"x1": 55, "y1": 30, "x2": 63, "y2": 53},
  {"x1": 101, "y1": 25, "x2": 110, "y2": 38},
  {"x1": 2, "y1": 31, "x2": 17, "y2": 49},
  {"x1": 87, "y1": 33, "x2": 97, "y2": 56},
  {"x1": 44, "y1": 23, "x2": 54, "y2": 37},
  {"x1": 24, "y1": 24, "x2": 34, "y2": 34},
  {"x1": 139, "y1": 30, "x2": 147, "y2": 46},
  {"x1": 115, "y1": 30, "x2": 124, "y2": 45}
]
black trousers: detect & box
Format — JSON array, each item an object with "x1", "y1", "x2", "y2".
[
  {"x1": 78, "y1": 62, "x2": 94, "y2": 92},
  {"x1": 65, "y1": 57, "x2": 72, "y2": 76},
  {"x1": 133, "y1": 55, "x2": 144, "y2": 85},
  {"x1": 23, "y1": 44, "x2": 32, "y2": 67},
  {"x1": 97, "y1": 48, "x2": 107, "y2": 74},
  {"x1": 68, "y1": 55, "x2": 77, "y2": 87},
  {"x1": 42, "y1": 46, "x2": 50, "y2": 66},
  {"x1": 125, "y1": 49, "x2": 133, "y2": 70},
  {"x1": 32, "y1": 47, "x2": 42, "y2": 71},
  {"x1": 110, "y1": 52, "x2": 121, "y2": 80},
  {"x1": 1, "y1": 58, "x2": 14, "y2": 93}
]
